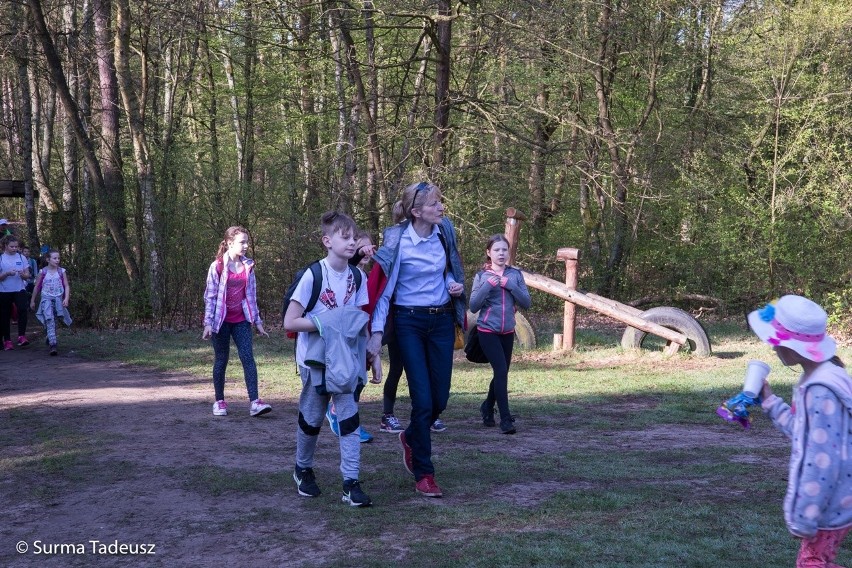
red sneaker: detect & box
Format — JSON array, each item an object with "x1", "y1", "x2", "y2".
[
  {"x1": 399, "y1": 431, "x2": 414, "y2": 475},
  {"x1": 415, "y1": 474, "x2": 443, "y2": 498}
]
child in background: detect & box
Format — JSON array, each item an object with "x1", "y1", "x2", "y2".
[
  {"x1": 21, "y1": 246, "x2": 37, "y2": 297},
  {"x1": 468, "y1": 235, "x2": 531, "y2": 434},
  {"x1": 284, "y1": 211, "x2": 372, "y2": 507},
  {"x1": 0, "y1": 235, "x2": 31, "y2": 349},
  {"x1": 750, "y1": 295, "x2": 852, "y2": 567},
  {"x1": 30, "y1": 249, "x2": 71, "y2": 355},
  {"x1": 202, "y1": 226, "x2": 272, "y2": 417}
]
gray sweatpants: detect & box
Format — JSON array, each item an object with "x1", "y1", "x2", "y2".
[{"x1": 295, "y1": 366, "x2": 361, "y2": 481}]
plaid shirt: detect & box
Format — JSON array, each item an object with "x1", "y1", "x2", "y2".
[{"x1": 203, "y1": 256, "x2": 262, "y2": 332}]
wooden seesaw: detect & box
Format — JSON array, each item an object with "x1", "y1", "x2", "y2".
[{"x1": 491, "y1": 208, "x2": 711, "y2": 357}]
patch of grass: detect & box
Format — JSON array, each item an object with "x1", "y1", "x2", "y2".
[
  {"x1": 167, "y1": 465, "x2": 291, "y2": 497},
  {"x1": 1, "y1": 410, "x2": 137, "y2": 504}
]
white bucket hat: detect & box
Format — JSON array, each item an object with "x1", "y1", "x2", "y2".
[{"x1": 747, "y1": 295, "x2": 836, "y2": 362}]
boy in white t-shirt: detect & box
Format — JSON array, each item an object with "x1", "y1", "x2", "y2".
[{"x1": 283, "y1": 211, "x2": 371, "y2": 507}]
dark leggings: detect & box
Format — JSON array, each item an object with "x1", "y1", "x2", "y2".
[
  {"x1": 479, "y1": 330, "x2": 515, "y2": 420},
  {"x1": 211, "y1": 320, "x2": 259, "y2": 402},
  {"x1": 0, "y1": 290, "x2": 28, "y2": 342},
  {"x1": 382, "y1": 337, "x2": 405, "y2": 414}
]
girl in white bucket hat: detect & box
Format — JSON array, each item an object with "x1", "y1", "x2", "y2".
[{"x1": 749, "y1": 295, "x2": 852, "y2": 566}]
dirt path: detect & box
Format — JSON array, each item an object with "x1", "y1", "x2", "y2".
[
  {"x1": 1, "y1": 340, "x2": 347, "y2": 567},
  {"x1": 1, "y1": 331, "x2": 792, "y2": 567}
]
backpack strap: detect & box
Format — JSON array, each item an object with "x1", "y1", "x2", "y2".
[
  {"x1": 350, "y1": 264, "x2": 363, "y2": 293},
  {"x1": 302, "y1": 261, "x2": 324, "y2": 315},
  {"x1": 436, "y1": 227, "x2": 451, "y2": 275}
]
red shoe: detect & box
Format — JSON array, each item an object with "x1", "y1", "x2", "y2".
[
  {"x1": 415, "y1": 474, "x2": 443, "y2": 498},
  {"x1": 399, "y1": 431, "x2": 414, "y2": 475}
]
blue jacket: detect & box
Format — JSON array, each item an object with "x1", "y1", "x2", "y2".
[{"x1": 370, "y1": 217, "x2": 466, "y2": 332}]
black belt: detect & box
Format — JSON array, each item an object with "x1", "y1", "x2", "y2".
[{"x1": 394, "y1": 303, "x2": 454, "y2": 314}]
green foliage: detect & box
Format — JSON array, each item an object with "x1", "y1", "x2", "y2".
[{"x1": 4, "y1": 0, "x2": 852, "y2": 331}]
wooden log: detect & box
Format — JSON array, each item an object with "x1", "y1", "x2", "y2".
[
  {"x1": 585, "y1": 292, "x2": 644, "y2": 317},
  {"x1": 520, "y1": 271, "x2": 688, "y2": 345}
]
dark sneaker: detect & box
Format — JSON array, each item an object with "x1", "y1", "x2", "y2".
[
  {"x1": 399, "y1": 431, "x2": 414, "y2": 475},
  {"x1": 480, "y1": 400, "x2": 496, "y2": 427},
  {"x1": 49, "y1": 344, "x2": 58, "y2": 356},
  {"x1": 379, "y1": 413, "x2": 404, "y2": 433},
  {"x1": 430, "y1": 418, "x2": 447, "y2": 432},
  {"x1": 342, "y1": 479, "x2": 372, "y2": 507},
  {"x1": 415, "y1": 474, "x2": 443, "y2": 497},
  {"x1": 500, "y1": 416, "x2": 516, "y2": 434},
  {"x1": 293, "y1": 466, "x2": 321, "y2": 497}
]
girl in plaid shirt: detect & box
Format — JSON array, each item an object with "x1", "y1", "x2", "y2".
[{"x1": 202, "y1": 226, "x2": 271, "y2": 417}]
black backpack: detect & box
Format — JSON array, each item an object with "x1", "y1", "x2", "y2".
[{"x1": 281, "y1": 260, "x2": 363, "y2": 333}]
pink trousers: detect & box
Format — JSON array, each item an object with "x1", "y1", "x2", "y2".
[{"x1": 797, "y1": 527, "x2": 851, "y2": 568}]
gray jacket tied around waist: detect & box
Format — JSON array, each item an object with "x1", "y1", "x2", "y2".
[{"x1": 303, "y1": 306, "x2": 369, "y2": 394}]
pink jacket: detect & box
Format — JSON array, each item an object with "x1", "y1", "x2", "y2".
[{"x1": 203, "y1": 256, "x2": 262, "y2": 333}]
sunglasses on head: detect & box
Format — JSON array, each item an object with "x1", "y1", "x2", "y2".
[{"x1": 412, "y1": 181, "x2": 430, "y2": 210}]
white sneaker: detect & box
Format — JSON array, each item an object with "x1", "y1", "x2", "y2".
[
  {"x1": 250, "y1": 399, "x2": 272, "y2": 417},
  {"x1": 213, "y1": 400, "x2": 228, "y2": 416}
]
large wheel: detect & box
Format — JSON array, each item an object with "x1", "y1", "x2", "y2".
[
  {"x1": 466, "y1": 311, "x2": 536, "y2": 350},
  {"x1": 620, "y1": 306, "x2": 711, "y2": 357}
]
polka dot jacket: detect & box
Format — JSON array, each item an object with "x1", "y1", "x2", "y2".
[{"x1": 762, "y1": 362, "x2": 852, "y2": 539}]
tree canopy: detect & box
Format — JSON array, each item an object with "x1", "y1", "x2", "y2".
[{"x1": 1, "y1": 0, "x2": 851, "y2": 327}]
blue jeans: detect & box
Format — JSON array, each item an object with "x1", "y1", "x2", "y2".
[
  {"x1": 394, "y1": 307, "x2": 454, "y2": 479},
  {"x1": 211, "y1": 320, "x2": 258, "y2": 401}
]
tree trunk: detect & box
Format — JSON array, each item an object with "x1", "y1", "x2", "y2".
[
  {"x1": 27, "y1": 0, "x2": 140, "y2": 282},
  {"x1": 391, "y1": 25, "x2": 431, "y2": 208},
  {"x1": 296, "y1": 0, "x2": 319, "y2": 206},
  {"x1": 362, "y1": 0, "x2": 378, "y2": 220},
  {"x1": 326, "y1": 1, "x2": 386, "y2": 212},
  {"x1": 29, "y1": 58, "x2": 58, "y2": 213},
  {"x1": 79, "y1": 0, "x2": 96, "y2": 263},
  {"x1": 93, "y1": 0, "x2": 140, "y2": 271},
  {"x1": 431, "y1": 0, "x2": 452, "y2": 172},
  {"x1": 115, "y1": 0, "x2": 163, "y2": 316},
  {"x1": 328, "y1": 10, "x2": 356, "y2": 213},
  {"x1": 528, "y1": 79, "x2": 558, "y2": 229},
  {"x1": 61, "y1": 0, "x2": 79, "y2": 216},
  {"x1": 11, "y1": 3, "x2": 39, "y2": 251}
]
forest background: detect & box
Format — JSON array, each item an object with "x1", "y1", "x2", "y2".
[{"x1": 1, "y1": 0, "x2": 851, "y2": 331}]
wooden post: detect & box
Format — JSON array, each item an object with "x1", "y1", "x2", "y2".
[
  {"x1": 555, "y1": 248, "x2": 580, "y2": 350},
  {"x1": 504, "y1": 207, "x2": 526, "y2": 266}
]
